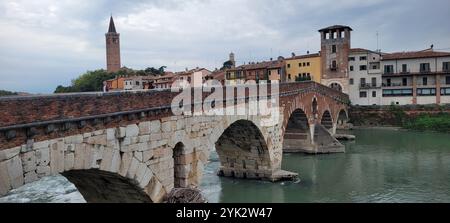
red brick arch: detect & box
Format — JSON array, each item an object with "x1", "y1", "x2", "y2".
[{"x1": 280, "y1": 91, "x2": 348, "y2": 138}]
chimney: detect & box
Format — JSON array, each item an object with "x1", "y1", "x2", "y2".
[
  {"x1": 270, "y1": 58, "x2": 273, "y2": 61},
  {"x1": 291, "y1": 52, "x2": 295, "y2": 57},
  {"x1": 185, "y1": 67, "x2": 188, "y2": 72},
  {"x1": 307, "y1": 50, "x2": 310, "y2": 54}
]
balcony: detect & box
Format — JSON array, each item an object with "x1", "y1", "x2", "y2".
[
  {"x1": 382, "y1": 83, "x2": 412, "y2": 89},
  {"x1": 360, "y1": 83, "x2": 381, "y2": 89},
  {"x1": 382, "y1": 70, "x2": 450, "y2": 77}
]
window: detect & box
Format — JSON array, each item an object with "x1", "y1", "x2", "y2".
[
  {"x1": 287, "y1": 64, "x2": 291, "y2": 68},
  {"x1": 372, "y1": 91, "x2": 377, "y2": 97},
  {"x1": 446, "y1": 76, "x2": 450, "y2": 85},
  {"x1": 303, "y1": 62, "x2": 306, "y2": 66},
  {"x1": 299, "y1": 63, "x2": 302, "y2": 67},
  {"x1": 384, "y1": 65, "x2": 394, "y2": 74},
  {"x1": 360, "y1": 56, "x2": 367, "y2": 61},
  {"x1": 350, "y1": 66, "x2": 354, "y2": 71},
  {"x1": 402, "y1": 78, "x2": 408, "y2": 86},
  {"x1": 360, "y1": 78, "x2": 366, "y2": 87},
  {"x1": 341, "y1": 31, "x2": 345, "y2": 38},
  {"x1": 383, "y1": 89, "x2": 413, "y2": 97},
  {"x1": 372, "y1": 77, "x2": 377, "y2": 87},
  {"x1": 332, "y1": 45, "x2": 336, "y2": 53},
  {"x1": 360, "y1": 65, "x2": 367, "y2": 71},
  {"x1": 372, "y1": 65, "x2": 377, "y2": 70},
  {"x1": 288, "y1": 74, "x2": 292, "y2": 80},
  {"x1": 349, "y1": 57, "x2": 355, "y2": 61},
  {"x1": 277, "y1": 69, "x2": 281, "y2": 74},
  {"x1": 350, "y1": 78, "x2": 354, "y2": 85},
  {"x1": 325, "y1": 33, "x2": 330, "y2": 39},
  {"x1": 423, "y1": 77, "x2": 428, "y2": 86},
  {"x1": 360, "y1": 91, "x2": 367, "y2": 98},
  {"x1": 331, "y1": 60, "x2": 337, "y2": 70},
  {"x1": 417, "y1": 88, "x2": 436, "y2": 96},
  {"x1": 443, "y1": 62, "x2": 450, "y2": 71},
  {"x1": 420, "y1": 63, "x2": 430, "y2": 73},
  {"x1": 307, "y1": 62, "x2": 310, "y2": 66},
  {"x1": 136, "y1": 81, "x2": 140, "y2": 85},
  {"x1": 386, "y1": 78, "x2": 391, "y2": 86},
  {"x1": 402, "y1": 64, "x2": 408, "y2": 73},
  {"x1": 441, "y1": 88, "x2": 450, "y2": 95}
]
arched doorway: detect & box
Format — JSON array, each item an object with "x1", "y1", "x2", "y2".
[{"x1": 330, "y1": 83, "x2": 343, "y2": 92}]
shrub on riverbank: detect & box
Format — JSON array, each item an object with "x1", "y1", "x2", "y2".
[{"x1": 403, "y1": 114, "x2": 450, "y2": 133}]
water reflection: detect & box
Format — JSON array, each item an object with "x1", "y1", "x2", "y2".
[{"x1": 200, "y1": 128, "x2": 450, "y2": 203}]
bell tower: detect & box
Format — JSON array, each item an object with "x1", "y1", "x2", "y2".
[
  {"x1": 106, "y1": 16, "x2": 121, "y2": 72},
  {"x1": 319, "y1": 25, "x2": 352, "y2": 93}
]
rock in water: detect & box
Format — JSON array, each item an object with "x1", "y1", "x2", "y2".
[{"x1": 164, "y1": 188, "x2": 208, "y2": 203}]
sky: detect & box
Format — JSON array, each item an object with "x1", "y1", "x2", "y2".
[{"x1": 0, "y1": 0, "x2": 449, "y2": 94}]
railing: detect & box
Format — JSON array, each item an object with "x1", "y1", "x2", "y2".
[
  {"x1": 359, "y1": 83, "x2": 381, "y2": 89},
  {"x1": 383, "y1": 70, "x2": 450, "y2": 76}
]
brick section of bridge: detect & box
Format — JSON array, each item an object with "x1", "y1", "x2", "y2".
[{"x1": 0, "y1": 82, "x2": 348, "y2": 151}]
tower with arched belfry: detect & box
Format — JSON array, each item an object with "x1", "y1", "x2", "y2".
[{"x1": 105, "y1": 16, "x2": 121, "y2": 72}]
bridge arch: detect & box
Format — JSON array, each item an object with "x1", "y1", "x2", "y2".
[
  {"x1": 62, "y1": 169, "x2": 152, "y2": 203},
  {"x1": 335, "y1": 109, "x2": 349, "y2": 129},
  {"x1": 283, "y1": 109, "x2": 314, "y2": 153},
  {"x1": 213, "y1": 119, "x2": 272, "y2": 180},
  {"x1": 173, "y1": 142, "x2": 187, "y2": 188},
  {"x1": 320, "y1": 110, "x2": 333, "y2": 130}
]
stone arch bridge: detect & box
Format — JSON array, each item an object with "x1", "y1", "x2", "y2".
[{"x1": 0, "y1": 82, "x2": 349, "y2": 202}]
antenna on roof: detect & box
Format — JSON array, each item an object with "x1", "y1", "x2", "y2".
[{"x1": 376, "y1": 31, "x2": 379, "y2": 52}]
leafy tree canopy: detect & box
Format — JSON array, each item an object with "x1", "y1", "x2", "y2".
[
  {"x1": 54, "y1": 66, "x2": 168, "y2": 93},
  {"x1": 0, "y1": 90, "x2": 18, "y2": 97}
]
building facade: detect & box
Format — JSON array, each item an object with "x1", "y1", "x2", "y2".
[
  {"x1": 105, "y1": 16, "x2": 121, "y2": 73},
  {"x1": 381, "y1": 49, "x2": 450, "y2": 105},
  {"x1": 225, "y1": 59, "x2": 285, "y2": 85},
  {"x1": 285, "y1": 53, "x2": 321, "y2": 83},
  {"x1": 348, "y1": 48, "x2": 383, "y2": 106}
]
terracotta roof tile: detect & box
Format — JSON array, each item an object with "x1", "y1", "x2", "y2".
[{"x1": 382, "y1": 49, "x2": 450, "y2": 60}]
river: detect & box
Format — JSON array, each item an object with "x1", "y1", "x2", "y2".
[{"x1": 1, "y1": 128, "x2": 450, "y2": 203}]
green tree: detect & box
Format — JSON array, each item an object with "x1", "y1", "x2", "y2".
[
  {"x1": 54, "y1": 69, "x2": 115, "y2": 93},
  {"x1": 0, "y1": 90, "x2": 18, "y2": 97}
]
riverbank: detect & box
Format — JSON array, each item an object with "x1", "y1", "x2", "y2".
[{"x1": 348, "y1": 104, "x2": 450, "y2": 133}]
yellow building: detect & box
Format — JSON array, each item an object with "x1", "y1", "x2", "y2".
[{"x1": 285, "y1": 53, "x2": 321, "y2": 83}]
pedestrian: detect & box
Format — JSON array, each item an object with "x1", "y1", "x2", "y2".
[{"x1": 103, "y1": 81, "x2": 109, "y2": 92}]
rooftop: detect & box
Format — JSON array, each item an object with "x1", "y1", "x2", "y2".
[
  {"x1": 382, "y1": 48, "x2": 450, "y2": 60},
  {"x1": 318, "y1": 25, "x2": 353, "y2": 32},
  {"x1": 286, "y1": 53, "x2": 320, "y2": 60}
]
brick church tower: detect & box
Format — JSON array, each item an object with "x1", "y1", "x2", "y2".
[
  {"x1": 106, "y1": 16, "x2": 121, "y2": 72},
  {"x1": 319, "y1": 25, "x2": 352, "y2": 94}
]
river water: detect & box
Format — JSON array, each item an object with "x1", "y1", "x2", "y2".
[{"x1": 1, "y1": 128, "x2": 450, "y2": 203}]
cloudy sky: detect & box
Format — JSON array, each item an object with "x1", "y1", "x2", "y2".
[{"x1": 1, "y1": 0, "x2": 449, "y2": 93}]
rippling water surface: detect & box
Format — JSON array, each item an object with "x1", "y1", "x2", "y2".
[{"x1": 1, "y1": 128, "x2": 450, "y2": 203}]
